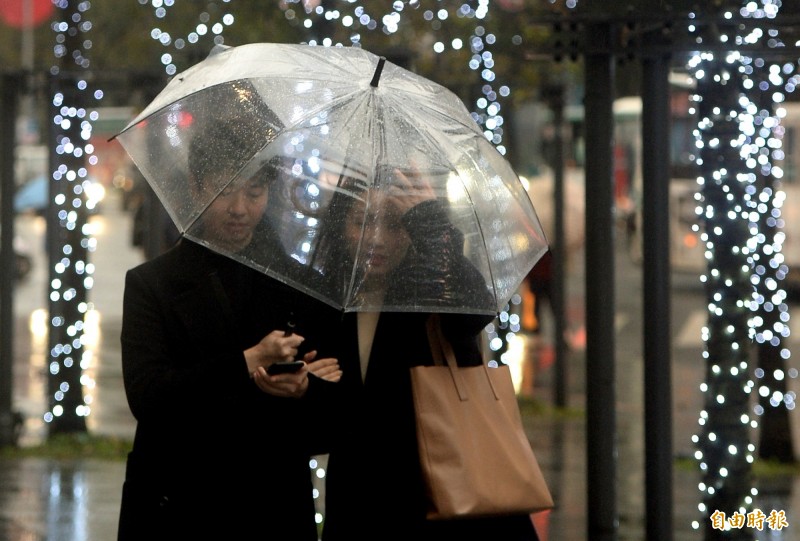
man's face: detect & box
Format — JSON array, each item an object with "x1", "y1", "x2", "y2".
[{"x1": 200, "y1": 176, "x2": 269, "y2": 253}]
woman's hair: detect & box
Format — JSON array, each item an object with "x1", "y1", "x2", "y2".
[{"x1": 309, "y1": 174, "x2": 365, "y2": 272}]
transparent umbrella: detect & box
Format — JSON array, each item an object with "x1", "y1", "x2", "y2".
[{"x1": 113, "y1": 42, "x2": 548, "y2": 315}]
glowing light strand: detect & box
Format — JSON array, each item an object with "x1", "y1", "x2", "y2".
[
  {"x1": 687, "y1": 6, "x2": 759, "y2": 535},
  {"x1": 738, "y1": 2, "x2": 797, "y2": 428},
  {"x1": 282, "y1": 0, "x2": 510, "y2": 152},
  {"x1": 45, "y1": 0, "x2": 101, "y2": 431},
  {"x1": 138, "y1": 0, "x2": 236, "y2": 75}
]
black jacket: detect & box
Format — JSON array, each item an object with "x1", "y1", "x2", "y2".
[
  {"x1": 117, "y1": 239, "x2": 339, "y2": 541},
  {"x1": 321, "y1": 201, "x2": 539, "y2": 541}
]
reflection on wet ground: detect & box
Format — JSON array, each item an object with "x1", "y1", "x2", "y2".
[
  {"x1": 3, "y1": 192, "x2": 800, "y2": 540},
  {"x1": 0, "y1": 458, "x2": 124, "y2": 540}
]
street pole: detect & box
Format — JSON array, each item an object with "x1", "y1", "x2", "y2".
[
  {"x1": 583, "y1": 21, "x2": 618, "y2": 541},
  {"x1": 0, "y1": 73, "x2": 21, "y2": 447},
  {"x1": 641, "y1": 50, "x2": 673, "y2": 541},
  {"x1": 543, "y1": 83, "x2": 569, "y2": 408}
]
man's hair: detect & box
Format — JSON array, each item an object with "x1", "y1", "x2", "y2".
[{"x1": 187, "y1": 80, "x2": 282, "y2": 186}]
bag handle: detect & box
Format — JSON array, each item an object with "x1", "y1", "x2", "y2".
[{"x1": 425, "y1": 315, "x2": 501, "y2": 402}]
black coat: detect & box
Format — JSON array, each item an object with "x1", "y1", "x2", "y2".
[
  {"x1": 321, "y1": 201, "x2": 540, "y2": 541},
  {"x1": 117, "y1": 239, "x2": 339, "y2": 541}
]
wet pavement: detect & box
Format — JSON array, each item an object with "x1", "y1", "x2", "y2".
[{"x1": 2, "y1": 190, "x2": 800, "y2": 540}]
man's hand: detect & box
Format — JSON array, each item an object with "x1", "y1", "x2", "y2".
[{"x1": 244, "y1": 330, "x2": 304, "y2": 375}]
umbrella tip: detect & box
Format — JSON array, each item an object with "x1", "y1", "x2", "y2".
[{"x1": 370, "y1": 57, "x2": 386, "y2": 88}]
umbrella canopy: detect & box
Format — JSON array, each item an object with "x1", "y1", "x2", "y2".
[{"x1": 114, "y1": 42, "x2": 548, "y2": 315}]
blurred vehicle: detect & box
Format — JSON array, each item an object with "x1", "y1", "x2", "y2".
[
  {"x1": 14, "y1": 175, "x2": 106, "y2": 215},
  {"x1": 13, "y1": 175, "x2": 47, "y2": 214},
  {"x1": 612, "y1": 82, "x2": 800, "y2": 288}
]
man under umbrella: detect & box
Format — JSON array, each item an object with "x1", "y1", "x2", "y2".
[{"x1": 116, "y1": 82, "x2": 341, "y2": 541}]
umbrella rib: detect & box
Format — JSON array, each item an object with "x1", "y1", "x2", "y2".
[
  {"x1": 389, "y1": 88, "x2": 485, "y2": 138},
  {"x1": 303, "y1": 91, "x2": 379, "y2": 309},
  {"x1": 278, "y1": 85, "x2": 366, "y2": 133},
  {"x1": 448, "y1": 168, "x2": 500, "y2": 311}
]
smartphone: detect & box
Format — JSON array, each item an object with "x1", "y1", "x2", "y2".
[{"x1": 267, "y1": 360, "x2": 305, "y2": 375}]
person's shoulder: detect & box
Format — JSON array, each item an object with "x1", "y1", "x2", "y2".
[{"x1": 126, "y1": 239, "x2": 194, "y2": 280}]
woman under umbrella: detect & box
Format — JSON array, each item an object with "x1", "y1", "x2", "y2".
[{"x1": 318, "y1": 169, "x2": 541, "y2": 541}]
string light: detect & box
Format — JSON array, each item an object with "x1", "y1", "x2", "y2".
[
  {"x1": 138, "y1": 0, "x2": 236, "y2": 75},
  {"x1": 45, "y1": 0, "x2": 101, "y2": 433},
  {"x1": 682, "y1": 1, "x2": 800, "y2": 533},
  {"x1": 737, "y1": 4, "x2": 797, "y2": 438}
]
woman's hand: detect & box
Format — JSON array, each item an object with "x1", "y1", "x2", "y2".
[
  {"x1": 387, "y1": 167, "x2": 436, "y2": 216},
  {"x1": 251, "y1": 364, "x2": 310, "y2": 398},
  {"x1": 304, "y1": 352, "x2": 342, "y2": 383}
]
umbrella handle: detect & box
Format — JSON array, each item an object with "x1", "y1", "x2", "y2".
[
  {"x1": 370, "y1": 57, "x2": 386, "y2": 88},
  {"x1": 284, "y1": 314, "x2": 296, "y2": 337}
]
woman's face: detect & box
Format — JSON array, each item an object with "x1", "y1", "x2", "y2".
[
  {"x1": 200, "y1": 176, "x2": 269, "y2": 253},
  {"x1": 344, "y1": 191, "x2": 410, "y2": 288}
]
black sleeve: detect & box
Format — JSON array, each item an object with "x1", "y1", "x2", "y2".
[
  {"x1": 120, "y1": 268, "x2": 251, "y2": 422},
  {"x1": 399, "y1": 199, "x2": 495, "y2": 312}
]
